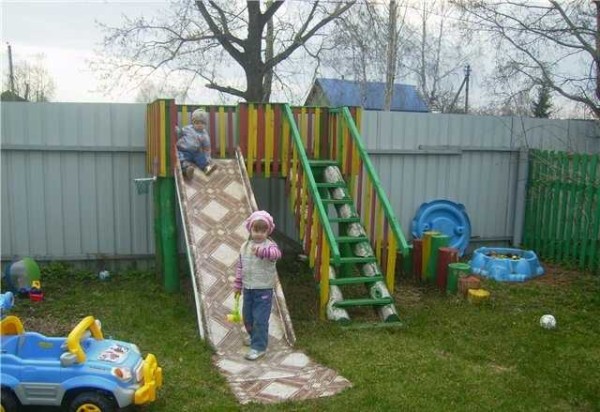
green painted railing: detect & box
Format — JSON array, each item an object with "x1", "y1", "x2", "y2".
[
  {"x1": 524, "y1": 150, "x2": 600, "y2": 273},
  {"x1": 281, "y1": 104, "x2": 342, "y2": 318},
  {"x1": 327, "y1": 107, "x2": 409, "y2": 292}
]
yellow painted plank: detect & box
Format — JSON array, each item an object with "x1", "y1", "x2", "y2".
[
  {"x1": 181, "y1": 105, "x2": 189, "y2": 125},
  {"x1": 314, "y1": 108, "x2": 321, "y2": 158},
  {"x1": 282, "y1": 115, "x2": 290, "y2": 177},
  {"x1": 319, "y1": 240, "x2": 330, "y2": 320},
  {"x1": 386, "y1": 234, "x2": 397, "y2": 293}
]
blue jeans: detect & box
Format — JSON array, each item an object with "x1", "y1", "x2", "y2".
[
  {"x1": 178, "y1": 150, "x2": 209, "y2": 171},
  {"x1": 242, "y1": 288, "x2": 273, "y2": 352}
]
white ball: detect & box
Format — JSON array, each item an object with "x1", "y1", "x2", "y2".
[{"x1": 540, "y1": 314, "x2": 556, "y2": 329}]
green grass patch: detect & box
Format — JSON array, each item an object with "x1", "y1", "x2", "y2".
[{"x1": 6, "y1": 258, "x2": 600, "y2": 411}]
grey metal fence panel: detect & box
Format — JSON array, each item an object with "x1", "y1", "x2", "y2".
[{"x1": 1, "y1": 102, "x2": 152, "y2": 262}]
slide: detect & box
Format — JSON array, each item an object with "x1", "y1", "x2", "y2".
[{"x1": 175, "y1": 150, "x2": 351, "y2": 404}]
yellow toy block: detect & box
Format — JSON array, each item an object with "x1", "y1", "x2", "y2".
[{"x1": 467, "y1": 288, "x2": 490, "y2": 304}]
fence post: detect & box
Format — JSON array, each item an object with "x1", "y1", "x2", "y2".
[{"x1": 512, "y1": 146, "x2": 529, "y2": 246}]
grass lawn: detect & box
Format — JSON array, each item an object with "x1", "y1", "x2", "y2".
[{"x1": 6, "y1": 257, "x2": 600, "y2": 412}]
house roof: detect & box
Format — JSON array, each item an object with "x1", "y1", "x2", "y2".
[{"x1": 310, "y1": 78, "x2": 429, "y2": 112}]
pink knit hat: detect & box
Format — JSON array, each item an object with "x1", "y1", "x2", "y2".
[{"x1": 245, "y1": 210, "x2": 275, "y2": 234}]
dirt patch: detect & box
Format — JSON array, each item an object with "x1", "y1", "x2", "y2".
[
  {"x1": 21, "y1": 315, "x2": 74, "y2": 336},
  {"x1": 527, "y1": 262, "x2": 580, "y2": 287}
]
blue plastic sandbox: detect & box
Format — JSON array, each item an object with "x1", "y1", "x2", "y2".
[{"x1": 470, "y1": 247, "x2": 544, "y2": 282}]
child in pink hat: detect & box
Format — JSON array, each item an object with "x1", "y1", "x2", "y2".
[{"x1": 233, "y1": 210, "x2": 282, "y2": 361}]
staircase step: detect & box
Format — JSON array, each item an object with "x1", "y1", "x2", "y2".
[
  {"x1": 331, "y1": 256, "x2": 377, "y2": 264},
  {"x1": 329, "y1": 217, "x2": 361, "y2": 224},
  {"x1": 308, "y1": 159, "x2": 338, "y2": 168},
  {"x1": 333, "y1": 297, "x2": 394, "y2": 308},
  {"x1": 316, "y1": 182, "x2": 347, "y2": 189},
  {"x1": 335, "y1": 236, "x2": 369, "y2": 244},
  {"x1": 322, "y1": 198, "x2": 353, "y2": 205},
  {"x1": 329, "y1": 275, "x2": 384, "y2": 286}
]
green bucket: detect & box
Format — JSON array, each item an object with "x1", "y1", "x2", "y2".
[{"x1": 447, "y1": 262, "x2": 470, "y2": 295}]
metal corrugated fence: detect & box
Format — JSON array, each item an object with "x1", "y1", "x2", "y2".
[
  {"x1": 2, "y1": 103, "x2": 598, "y2": 264},
  {"x1": 360, "y1": 112, "x2": 600, "y2": 252},
  {"x1": 1, "y1": 103, "x2": 153, "y2": 263}
]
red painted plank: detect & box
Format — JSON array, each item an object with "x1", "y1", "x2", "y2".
[
  {"x1": 314, "y1": 228, "x2": 323, "y2": 282},
  {"x1": 356, "y1": 160, "x2": 364, "y2": 214},
  {"x1": 305, "y1": 198, "x2": 314, "y2": 254}
]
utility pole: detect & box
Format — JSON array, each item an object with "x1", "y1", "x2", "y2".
[
  {"x1": 449, "y1": 63, "x2": 471, "y2": 113},
  {"x1": 384, "y1": 0, "x2": 398, "y2": 111},
  {"x1": 7, "y1": 43, "x2": 15, "y2": 93},
  {"x1": 464, "y1": 64, "x2": 471, "y2": 114}
]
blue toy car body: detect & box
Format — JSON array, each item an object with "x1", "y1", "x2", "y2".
[{"x1": 1, "y1": 312, "x2": 162, "y2": 412}]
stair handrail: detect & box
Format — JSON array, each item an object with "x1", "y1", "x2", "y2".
[
  {"x1": 281, "y1": 104, "x2": 341, "y2": 267},
  {"x1": 338, "y1": 107, "x2": 409, "y2": 256}
]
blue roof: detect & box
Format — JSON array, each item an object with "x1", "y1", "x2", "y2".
[{"x1": 311, "y1": 78, "x2": 429, "y2": 112}]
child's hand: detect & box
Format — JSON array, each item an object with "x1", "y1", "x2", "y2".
[{"x1": 234, "y1": 290, "x2": 241, "y2": 298}]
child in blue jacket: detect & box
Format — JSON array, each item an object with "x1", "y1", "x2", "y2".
[{"x1": 177, "y1": 109, "x2": 216, "y2": 178}]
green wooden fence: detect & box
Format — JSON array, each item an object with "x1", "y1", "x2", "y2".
[{"x1": 524, "y1": 150, "x2": 600, "y2": 274}]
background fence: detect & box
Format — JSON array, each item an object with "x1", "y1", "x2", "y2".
[
  {"x1": 524, "y1": 150, "x2": 599, "y2": 272},
  {"x1": 2, "y1": 102, "x2": 599, "y2": 270},
  {"x1": 1, "y1": 103, "x2": 152, "y2": 265}
]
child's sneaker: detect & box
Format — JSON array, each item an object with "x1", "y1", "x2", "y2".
[
  {"x1": 243, "y1": 335, "x2": 251, "y2": 346},
  {"x1": 244, "y1": 349, "x2": 266, "y2": 361},
  {"x1": 183, "y1": 166, "x2": 194, "y2": 180},
  {"x1": 203, "y1": 163, "x2": 217, "y2": 175}
]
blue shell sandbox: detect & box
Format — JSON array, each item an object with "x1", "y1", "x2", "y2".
[
  {"x1": 411, "y1": 199, "x2": 471, "y2": 256},
  {"x1": 470, "y1": 247, "x2": 544, "y2": 282}
]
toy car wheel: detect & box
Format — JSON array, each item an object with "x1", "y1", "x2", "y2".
[
  {"x1": 1, "y1": 388, "x2": 20, "y2": 412},
  {"x1": 68, "y1": 392, "x2": 116, "y2": 412}
]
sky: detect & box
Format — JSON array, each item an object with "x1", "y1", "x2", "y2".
[{"x1": 1, "y1": 0, "x2": 170, "y2": 103}]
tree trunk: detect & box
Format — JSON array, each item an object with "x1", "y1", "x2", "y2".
[{"x1": 244, "y1": 2, "x2": 267, "y2": 102}]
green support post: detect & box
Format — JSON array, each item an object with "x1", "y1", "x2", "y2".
[
  {"x1": 155, "y1": 177, "x2": 180, "y2": 292},
  {"x1": 153, "y1": 179, "x2": 164, "y2": 281}
]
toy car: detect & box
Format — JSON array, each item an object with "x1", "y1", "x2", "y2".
[{"x1": 1, "y1": 304, "x2": 162, "y2": 412}]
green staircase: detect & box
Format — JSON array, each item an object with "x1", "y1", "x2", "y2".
[
  {"x1": 282, "y1": 104, "x2": 406, "y2": 324},
  {"x1": 308, "y1": 160, "x2": 400, "y2": 322}
]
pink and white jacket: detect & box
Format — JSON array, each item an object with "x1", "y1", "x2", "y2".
[{"x1": 233, "y1": 239, "x2": 282, "y2": 291}]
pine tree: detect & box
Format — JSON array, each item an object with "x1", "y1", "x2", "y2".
[{"x1": 531, "y1": 84, "x2": 553, "y2": 118}]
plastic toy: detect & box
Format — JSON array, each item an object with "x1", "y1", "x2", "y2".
[
  {"x1": 2, "y1": 258, "x2": 41, "y2": 295},
  {"x1": 0, "y1": 296, "x2": 163, "y2": 412},
  {"x1": 540, "y1": 314, "x2": 557, "y2": 329},
  {"x1": 227, "y1": 293, "x2": 242, "y2": 323},
  {"x1": 28, "y1": 280, "x2": 44, "y2": 302},
  {"x1": 470, "y1": 247, "x2": 544, "y2": 282}
]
